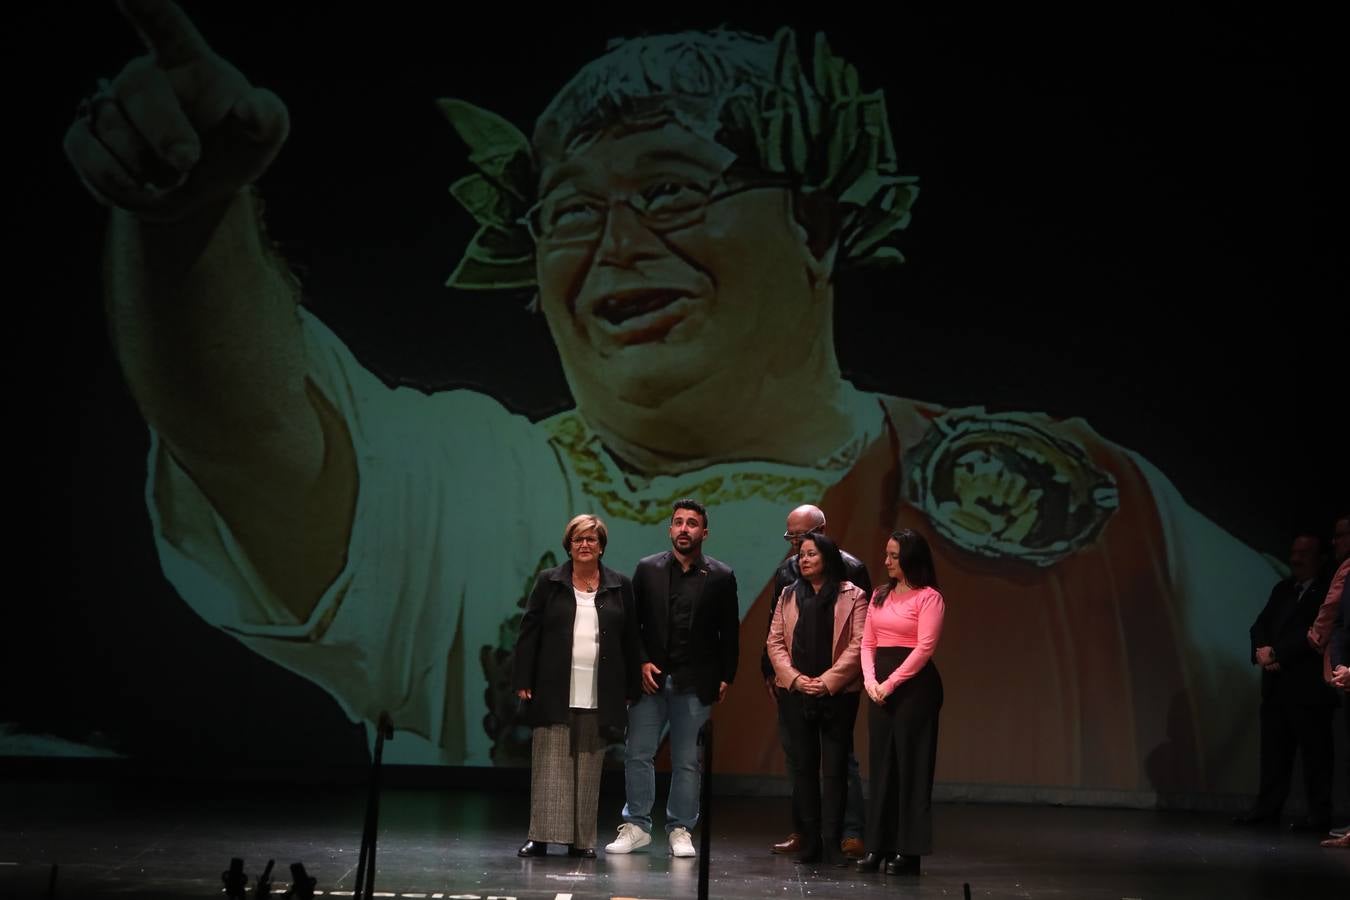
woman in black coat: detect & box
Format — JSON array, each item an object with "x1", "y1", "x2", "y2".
[{"x1": 513, "y1": 514, "x2": 640, "y2": 858}]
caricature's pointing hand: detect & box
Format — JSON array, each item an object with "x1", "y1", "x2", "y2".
[{"x1": 64, "y1": 0, "x2": 289, "y2": 222}]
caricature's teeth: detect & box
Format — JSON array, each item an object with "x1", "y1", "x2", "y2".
[{"x1": 598, "y1": 291, "x2": 683, "y2": 324}]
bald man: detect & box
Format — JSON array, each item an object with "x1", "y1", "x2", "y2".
[{"x1": 765, "y1": 505, "x2": 873, "y2": 857}]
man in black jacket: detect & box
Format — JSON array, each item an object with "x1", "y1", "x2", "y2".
[
  {"x1": 764, "y1": 505, "x2": 872, "y2": 857},
  {"x1": 605, "y1": 499, "x2": 739, "y2": 859},
  {"x1": 1235, "y1": 532, "x2": 1337, "y2": 830}
]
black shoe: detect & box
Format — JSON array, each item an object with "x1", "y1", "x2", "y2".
[
  {"x1": 856, "y1": 851, "x2": 886, "y2": 872},
  {"x1": 566, "y1": 844, "x2": 596, "y2": 858},
  {"x1": 1289, "y1": 818, "x2": 1333, "y2": 834},
  {"x1": 1231, "y1": 811, "x2": 1280, "y2": 827},
  {"x1": 793, "y1": 837, "x2": 823, "y2": 864},
  {"x1": 824, "y1": 845, "x2": 850, "y2": 868},
  {"x1": 517, "y1": 840, "x2": 547, "y2": 857},
  {"x1": 884, "y1": 854, "x2": 920, "y2": 876}
]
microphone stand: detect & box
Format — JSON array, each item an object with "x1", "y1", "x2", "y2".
[
  {"x1": 353, "y1": 712, "x2": 394, "y2": 899},
  {"x1": 697, "y1": 718, "x2": 713, "y2": 900}
]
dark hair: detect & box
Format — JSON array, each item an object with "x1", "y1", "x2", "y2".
[
  {"x1": 1292, "y1": 530, "x2": 1325, "y2": 550},
  {"x1": 672, "y1": 498, "x2": 708, "y2": 527},
  {"x1": 873, "y1": 528, "x2": 939, "y2": 605},
  {"x1": 799, "y1": 533, "x2": 846, "y2": 586}
]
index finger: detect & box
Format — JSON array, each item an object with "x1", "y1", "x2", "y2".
[{"x1": 118, "y1": 0, "x2": 213, "y2": 67}]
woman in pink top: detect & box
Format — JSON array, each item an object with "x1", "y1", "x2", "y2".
[{"x1": 857, "y1": 528, "x2": 946, "y2": 877}]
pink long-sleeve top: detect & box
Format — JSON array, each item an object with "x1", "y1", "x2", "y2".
[
  {"x1": 1308, "y1": 557, "x2": 1349, "y2": 680},
  {"x1": 1308, "y1": 558, "x2": 1349, "y2": 650},
  {"x1": 862, "y1": 586, "x2": 945, "y2": 693}
]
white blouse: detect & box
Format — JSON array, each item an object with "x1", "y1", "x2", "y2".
[{"x1": 569, "y1": 589, "x2": 600, "y2": 709}]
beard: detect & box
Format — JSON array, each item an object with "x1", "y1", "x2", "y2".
[{"x1": 671, "y1": 534, "x2": 703, "y2": 554}]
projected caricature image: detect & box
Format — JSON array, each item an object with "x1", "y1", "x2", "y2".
[{"x1": 47, "y1": 0, "x2": 1338, "y2": 803}]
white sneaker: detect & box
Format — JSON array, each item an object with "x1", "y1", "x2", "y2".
[
  {"x1": 668, "y1": 826, "x2": 696, "y2": 858},
  {"x1": 605, "y1": 823, "x2": 652, "y2": 854}
]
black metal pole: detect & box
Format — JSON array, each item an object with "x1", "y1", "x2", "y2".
[
  {"x1": 697, "y1": 718, "x2": 713, "y2": 900},
  {"x1": 354, "y1": 712, "x2": 394, "y2": 899}
]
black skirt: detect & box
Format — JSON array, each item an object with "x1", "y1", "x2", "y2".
[{"x1": 866, "y1": 646, "x2": 943, "y2": 856}]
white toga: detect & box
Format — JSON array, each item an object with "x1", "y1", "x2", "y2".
[{"x1": 147, "y1": 309, "x2": 868, "y2": 764}]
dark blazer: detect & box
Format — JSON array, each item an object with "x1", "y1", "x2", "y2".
[
  {"x1": 512, "y1": 561, "x2": 641, "y2": 740},
  {"x1": 1250, "y1": 574, "x2": 1338, "y2": 706},
  {"x1": 632, "y1": 551, "x2": 740, "y2": 706},
  {"x1": 766, "y1": 581, "x2": 869, "y2": 694},
  {"x1": 761, "y1": 549, "x2": 872, "y2": 679}
]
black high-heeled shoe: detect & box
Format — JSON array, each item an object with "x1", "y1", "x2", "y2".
[
  {"x1": 517, "y1": 840, "x2": 547, "y2": 857},
  {"x1": 566, "y1": 845, "x2": 596, "y2": 859},
  {"x1": 856, "y1": 851, "x2": 886, "y2": 872},
  {"x1": 884, "y1": 854, "x2": 920, "y2": 876}
]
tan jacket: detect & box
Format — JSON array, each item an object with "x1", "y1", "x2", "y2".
[{"x1": 766, "y1": 581, "x2": 868, "y2": 695}]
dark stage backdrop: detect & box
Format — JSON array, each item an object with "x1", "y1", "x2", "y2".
[{"x1": 13, "y1": 3, "x2": 1345, "y2": 806}]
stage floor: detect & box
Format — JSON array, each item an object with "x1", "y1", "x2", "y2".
[{"x1": 2, "y1": 780, "x2": 1346, "y2": 899}]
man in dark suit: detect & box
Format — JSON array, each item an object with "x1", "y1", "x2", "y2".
[
  {"x1": 604, "y1": 499, "x2": 739, "y2": 859},
  {"x1": 764, "y1": 505, "x2": 872, "y2": 858},
  {"x1": 1235, "y1": 531, "x2": 1338, "y2": 830}
]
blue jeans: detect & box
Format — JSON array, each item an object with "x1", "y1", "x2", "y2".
[{"x1": 622, "y1": 679, "x2": 713, "y2": 833}]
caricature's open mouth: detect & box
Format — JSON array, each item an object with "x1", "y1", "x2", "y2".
[{"x1": 595, "y1": 289, "x2": 688, "y2": 325}]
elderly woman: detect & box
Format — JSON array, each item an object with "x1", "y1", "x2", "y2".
[
  {"x1": 766, "y1": 532, "x2": 868, "y2": 867},
  {"x1": 857, "y1": 529, "x2": 946, "y2": 877},
  {"x1": 513, "y1": 514, "x2": 640, "y2": 858}
]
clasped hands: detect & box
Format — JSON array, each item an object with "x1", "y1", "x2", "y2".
[
  {"x1": 1254, "y1": 646, "x2": 1281, "y2": 672},
  {"x1": 1332, "y1": 665, "x2": 1350, "y2": 692},
  {"x1": 791, "y1": 674, "x2": 830, "y2": 697}
]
